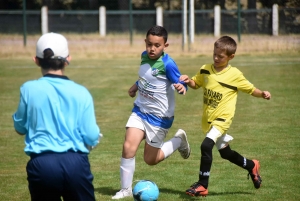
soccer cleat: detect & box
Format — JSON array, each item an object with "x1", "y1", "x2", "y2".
[
  {"x1": 112, "y1": 187, "x2": 133, "y2": 199},
  {"x1": 248, "y1": 159, "x2": 262, "y2": 189},
  {"x1": 185, "y1": 182, "x2": 208, "y2": 197},
  {"x1": 174, "y1": 129, "x2": 191, "y2": 159}
]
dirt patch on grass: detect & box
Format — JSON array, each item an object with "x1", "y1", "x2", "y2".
[{"x1": 0, "y1": 33, "x2": 299, "y2": 59}]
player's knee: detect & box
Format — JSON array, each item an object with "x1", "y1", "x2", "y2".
[
  {"x1": 219, "y1": 145, "x2": 233, "y2": 160},
  {"x1": 123, "y1": 140, "x2": 132, "y2": 150},
  {"x1": 122, "y1": 142, "x2": 137, "y2": 158},
  {"x1": 200, "y1": 137, "x2": 215, "y2": 153},
  {"x1": 144, "y1": 157, "x2": 158, "y2": 166},
  {"x1": 200, "y1": 138, "x2": 214, "y2": 161}
]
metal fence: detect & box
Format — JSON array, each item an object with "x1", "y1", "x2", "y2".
[{"x1": 0, "y1": 8, "x2": 299, "y2": 35}]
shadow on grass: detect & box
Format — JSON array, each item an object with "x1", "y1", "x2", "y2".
[
  {"x1": 94, "y1": 187, "x2": 117, "y2": 196},
  {"x1": 159, "y1": 188, "x2": 254, "y2": 200},
  {"x1": 95, "y1": 186, "x2": 254, "y2": 200}
]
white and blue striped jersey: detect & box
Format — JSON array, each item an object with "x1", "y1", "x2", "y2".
[{"x1": 132, "y1": 51, "x2": 187, "y2": 129}]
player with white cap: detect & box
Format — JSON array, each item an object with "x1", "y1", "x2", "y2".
[{"x1": 12, "y1": 32, "x2": 101, "y2": 201}]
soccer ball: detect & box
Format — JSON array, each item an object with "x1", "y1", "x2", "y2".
[{"x1": 132, "y1": 180, "x2": 159, "y2": 201}]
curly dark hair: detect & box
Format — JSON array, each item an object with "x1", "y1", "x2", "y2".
[{"x1": 146, "y1": 25, "x2": 168, "y2": 43}]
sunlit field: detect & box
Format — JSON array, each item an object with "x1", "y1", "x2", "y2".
[
  {"x1": 0, "y1": 34, "x2": 299, "y2": 201},
  {"x1": 1, "y1": 33, "x2": 299, "y2": 59}
]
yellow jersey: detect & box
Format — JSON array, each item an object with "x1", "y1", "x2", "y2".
[{"x1": 191, "y1": 64, "x2": 255, "y2": 134}]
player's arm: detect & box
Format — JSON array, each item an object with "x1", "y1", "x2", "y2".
[
  {"x1": 128, "y1": 81, "x2": 138, "y2": 98},
  {"x1": 236, "y1": 70, "x2": 270, "y2": 100},
  {"x1": 15, "y1": 130, "x2": 25, "y2": 135},
  {"x1": 251, "y1": 88, "x2": 271, "y2": 100},
  {"x1": 13, "y1": 88, "x2": 28, "y2": 136},
  {"x1": 80, "y1": 94, "x2": 101, "y2": 147},
  {"x1": 168, "y1": 68, "x2": 187, "y2": 95},
  {"x1": 164, "y1": 61, "x2": 188, "y2": 94}
]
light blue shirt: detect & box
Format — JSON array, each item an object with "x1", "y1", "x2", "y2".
[{"x1": 12, "y1": 74, "x2": 100, "y2": 156}]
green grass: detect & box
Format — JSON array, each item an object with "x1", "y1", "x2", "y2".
[{"x1": 0, "y1": 53, "x2": 300, "y2": 201}]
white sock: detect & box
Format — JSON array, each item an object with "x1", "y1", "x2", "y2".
[
  {"x1": 120, "y1": 157, "x2": 135, "y2": 189},
  {"x1": 160, "y1": 137, "x2": 181, "y2": 159}
]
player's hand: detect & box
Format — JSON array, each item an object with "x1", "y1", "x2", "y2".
[
  {"x1": 128, "y1": 90, "x2": 137, "y2": 98},
  {"x1": 262, "y1": 91, "x2": 271, "y2": 100},
  {"x1": 128, "y1": 84, "x2": 138, "y2": 98},
  {"x1": 86, "y1": 133, "x2": 103, "y2": 151},
  {"x1": 173, "y1": 83, "x2": 186, "y2": 95},
  {"x1": 179, "y1": 75, "x2": 190, "y2": 84}
]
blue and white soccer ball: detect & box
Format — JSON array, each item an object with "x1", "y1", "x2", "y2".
[{"x1": 132, "y1": 180, "x2": 159, "y2": 201}]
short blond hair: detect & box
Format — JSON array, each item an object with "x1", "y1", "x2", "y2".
[{"x1": 214, "y1": 36, "x2": 237, "y2": 56}]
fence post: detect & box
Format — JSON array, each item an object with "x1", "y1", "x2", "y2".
[
  {"x1": 22, "y1": 0, "x2": 27, "y2": 46},
  {"x1": 182, "y1": 0, "x2": 187, "y2": 51},
  {"x1": 129, "y1": 0, "x2": 133, "y2": 46},
  {"x1": 41, "y1": 6, "x2": 48, "y2": 34},
  {"x1": 189, "y1": 0, "x2": 194, "y2": 47},
  {"x1": 99, "y1": 6, "x2": 106, "y2": 37},
  {"x1": 272, "y1": 4, "x2": 279, "y2": 36},
  {"x1": 237, "y1": 0, "x2": 241, "y2": 42},
  {"x1": 156, "y1": 6, "x2": 163, "y2": 26},
  {"x1": 214, "y1": 5, "x2": 220, "y2": 37}
]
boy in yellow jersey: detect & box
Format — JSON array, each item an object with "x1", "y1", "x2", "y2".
[{"x1": 180, "y1": 36, "x2": 271, "y2": 197}]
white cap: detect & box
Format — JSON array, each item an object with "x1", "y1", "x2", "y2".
[{"x1": 36, "y1": 32, "x2": 69, "y2": 59}]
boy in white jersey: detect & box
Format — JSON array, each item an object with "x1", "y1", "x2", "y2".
[
  {"x1": 180, "y1": 36, "x2": 271, "y2": 197},
  {"x1": 112, "y1": 25, "x2": 191, "y2": 199}
]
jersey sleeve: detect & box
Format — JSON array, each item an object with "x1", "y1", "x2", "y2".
[
  {"x1": 191, "y1": 65, "x2": 206, "y2": 89},
  {"x1": 163, "y1": 56, "x2": 188, "y2": 90},
  {"x1": 12, "y1": 85, "x2": 28, "y2": 135},
  {"x1": 236, "y1": 73, "x2": 255, "y2": 94},
  {"x1": 79, "y1": 91, "x2": 100, "y2": 147}
]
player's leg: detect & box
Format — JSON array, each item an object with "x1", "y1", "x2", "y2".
[
  {"x1": 141, "y1": 119, "x2": 169, "y2": 165},
  {"x1": 186, "y1": 126, "x2": 221, "y2": 197},
  {"x1": 122, "y1": 127, "x2": 145, "y2": 158},
  {"x1": 143, "y1": 142, "x2": 164, "y2": 165},
  {"x1": 185, "y1": 137, "x2": 213, "y2": 197},
  {"x1": 121, "y1": 127, "x2": 145, "y2": 188},
  {"x1": 112, "y1": 127, "x2": 144, "y2": 199},
  {"x1": 26, "y1": 153, "x2": 64, "y2": 201},
  {"x1": 112, "y1": 113, "x2": 145, "y2": 200},
  {"x1": 142, "y1": 118, "x2": 191, "y2": 165},
  {"x1": 62, "y1": 152, "x2": 95, "y2": 201},
  {"x1": 217, "y1": 136, "x2": 262, "y2": 189},
  {"x1": 143, "y1": 128, "x2": 190, "y2": 165}
]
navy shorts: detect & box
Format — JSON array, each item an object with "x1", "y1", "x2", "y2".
[{"x1": 26, "y1": 151, "x2": 95, "y2": 201}]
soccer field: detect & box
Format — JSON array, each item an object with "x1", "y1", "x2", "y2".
[{"x1": 0, "y1": 53, "x2": 299, "y2": 201}]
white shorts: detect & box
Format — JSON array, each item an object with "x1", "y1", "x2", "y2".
[
  {"x1": 206, "y1": 126, "x2": 234, "y2": 150},
  {"x1": 126, "y1": 113, "x2": 169, "y2": 148}
]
